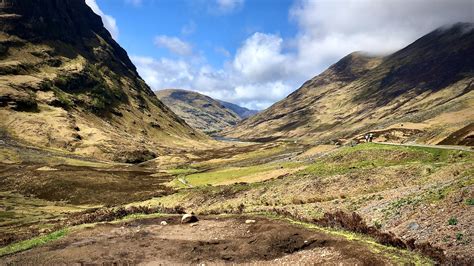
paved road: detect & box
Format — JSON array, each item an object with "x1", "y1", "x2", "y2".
[{"x1": 373, "y1": 142, "x2": 473, "y2": 152}]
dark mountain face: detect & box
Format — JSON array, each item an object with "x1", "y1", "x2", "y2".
[
  {"x1": 225, "y1": 23, "x2": 474, "y2": 145},
  {"x1": 0, "y1": 0, "x2": 136, "y2": 73},
  {"x1": 362, "y1": 22, "x2": 474, "y2": 105},
  {"x1": 0, "y1": 0, "x2": 205, "y2": 161},
  {"x1": 218, "y1": 100, "x2": 258, "y2": 119}
]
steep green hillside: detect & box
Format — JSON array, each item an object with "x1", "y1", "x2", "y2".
[{"x1": 0, "y1": 0, "x2": 208, "y2": 162}]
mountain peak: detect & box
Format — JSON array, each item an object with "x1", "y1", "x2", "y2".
[
  {"x1": 0, "y1": 0, "x2": 205, "y2": 162},
  {"x1": 328, "y1": 52, "x2": 383, "y2": 82},
  {"x1": 156, "y1": 89, "x2": 245, "y2": 134},
  {"x1": 226, "y1": 24, "x2": 474, "y2": 145}
]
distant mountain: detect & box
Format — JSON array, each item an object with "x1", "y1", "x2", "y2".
[
  {"x1": 156, "y1": 89, "x2": 245, "y2": 134},
  {"x1": 0, "y1": 0, "x2": 206, "y2": 163},
  {"x1": 225, "y1": 23, "x2": 474, "y2": 145},
  {"x1": 218, "y1": 100, "x2": 258, "y2": 119}
]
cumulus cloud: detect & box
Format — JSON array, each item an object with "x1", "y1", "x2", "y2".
[
  {"x1": 132, "y1": 33, "x2": 297, "y2": 110},
  {"x1": 134, "y1": 0, "x2": 473, "y2": 110},
  {"x1": 154, "y1": 35, "x2": 193, "y2": 56},
  {"x1": 233, "y1": 33, "x2": 289, "y2": 83},
  {"x1": 85, "y1": 0, "x2": 119, "y2": 40},
  {"x1": 132, "y1": 56, "x2": 194, "y2": 89},
  {"x1": 289, "y1": 0, "x2": 474, "y2": 76}
]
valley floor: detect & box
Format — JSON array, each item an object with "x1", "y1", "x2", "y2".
[{"x1": 0, "y1": 137, "x2": 472, "y2": 264}]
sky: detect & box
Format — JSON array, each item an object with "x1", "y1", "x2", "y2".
[{"x1": 85, "y1": 0, "x2": 473, "y2": 110}]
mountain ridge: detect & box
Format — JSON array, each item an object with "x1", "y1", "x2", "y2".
[
  {"x1": 156, "y1": 89, "x2": 255, "y2": 134},
  {"x1": 218, "y1": 100, "x2": 258, "y2": 119},
  {"x1": 224, "y1": 23, "x2": 474, "y2": 145},
  {"x1": 0, "y1": 0, "x2": 207, "y2": 162}
]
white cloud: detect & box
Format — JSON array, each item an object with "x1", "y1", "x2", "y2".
[
  {"x1": 85, "y1": 0, "x2": 119, "y2": 40},
  {"x1": 134, "y1": 0, "x2": 473, "y2": 110},
  {"x1": 131, "y1": 56, "x2": 194, "y2": 89},
  {"x1": 154, "y1": 35, "x2": 193, "y2": 56},
  {"x1": 132, "y1": 33, "x2": 297, "y2": 110},
  {"x1": 289, "y1": 0, "x2": 474, "y2": 77},
  {"x1": 233, "y1": 33, "x2": 289, "y2": 83}
]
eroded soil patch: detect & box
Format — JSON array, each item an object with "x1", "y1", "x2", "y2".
[{"x1": 1, "y1": 216, "x2": 406, "y2": 265}]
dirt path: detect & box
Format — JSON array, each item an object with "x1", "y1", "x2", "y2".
[
  {"x1": 1, "y1": 216, "x2": 412, "y2": 265},
  {"x1": 374, "y1": 141, "x2": 473, "y2": 152}
]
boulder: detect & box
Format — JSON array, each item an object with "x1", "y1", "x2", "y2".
[
  {"x1": 181, "y1": 213, "x2": 198, "y2": 224},
  {"x1": 245, "y1": 219, "x2": 256, "y2": 224},
  {"x1": 160, "y1": 221, "x2": 167, "y2": 226}
]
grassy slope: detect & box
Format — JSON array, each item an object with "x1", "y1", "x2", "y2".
[
  {"x1": 0, "y1": 4, "x2": 209, "y2": 162},
  {"x1": 225, "y1": 25, "x2": 474, "y2": 145},
  {"x1": 130, "y1": 143, "x2": 473, "y2": 261},
  {"x1": 1, "y1": 141, "x2": 472, "y2": 263}
]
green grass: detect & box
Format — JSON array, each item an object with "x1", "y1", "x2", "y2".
[
  {"x1": 0, "y1": 229, "x2": 68, "y2": 257},
  {"x1": 466, "y1": 198, "x2": 474, "y2": 206},
  {"x1": 166, "y1": 168, "x2": 199, "y2": 175},
  {"x1": 182, "y1": 162, "x2": 300, "y2": 187},
  {"x1": 423, "y1": 175, "x2": 474, "y2": 203},
  {"x1": 448, "y1": 217, "x2": 458, "y2": 226},
  {"x1": 299, "y1": 143, "x2": 472, "y2": 177}
]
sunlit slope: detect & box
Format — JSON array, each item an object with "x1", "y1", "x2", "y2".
[
  {"x1": 226, "y1": 23, "x2": 474, "y2": 145},
  {"x1": 0, "y1": 0, "x2": 208, "y2": 162}
]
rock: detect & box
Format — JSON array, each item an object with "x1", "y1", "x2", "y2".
[
  {"x1": 407, "y1": 222, "x2": 420, "y2": 231},
  {"x1": 160, "y1": 221, "x2": 167, "y2": 226},
  {"x1": 181, "y1": 213, "x2": 198, "y2": 224},
  {"x1": 190, "y1": 223, "x2": 198, "y2": 227},
  {"x1": 36, "y1": 166, "x2": 58, "y2": 171},
  {"x1": 245, "y1": 219, "x2": 256, "y2": 224}
]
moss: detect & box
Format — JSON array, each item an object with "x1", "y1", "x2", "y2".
[
  {"x1": 0, "y1": 229, "x2": 68, "y2": 257},
  {"x1": 183, "y1": 164, "x2": 279, "y2": 187},
  {"x1": 46, "y1": 63, "x2": 128, "y2": 114},
  {"x1": 465, "y1": 198, "x2": 474, "y2": 206}
]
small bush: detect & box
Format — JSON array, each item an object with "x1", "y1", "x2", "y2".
[
  {"x1": 448, "y1": 217, "x2": 458, "y2": 226},
  {"x1": 465, "y1": 199, "x2": 474, "y2": 206},
  {"x1": 374, "y1": 220, "x2": 382, "y2": 229},
  {"x1": 456, "y1": 233, "x2": 463, "y2": 241}
]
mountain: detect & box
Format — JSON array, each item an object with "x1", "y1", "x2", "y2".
[
  {"x1": 225, "y1": 23, "x2": 474, "y2": 145},
  {"x1": 218, "y1": 100, "x2": 258, "y2": 119},
  {"x1": 156, "y1": 89, "x2": 245, "y2": 134},
  {"x1": 0, "y1": 0, "x2": 206, "y2": 163}
]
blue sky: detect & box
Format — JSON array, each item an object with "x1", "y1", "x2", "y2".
[
  {"x1": 99, "y1": 0, "x2": 297, "y2": 69},
  {"x1": 86, "y1": 0, "x2": 473, "y2": 110}
]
